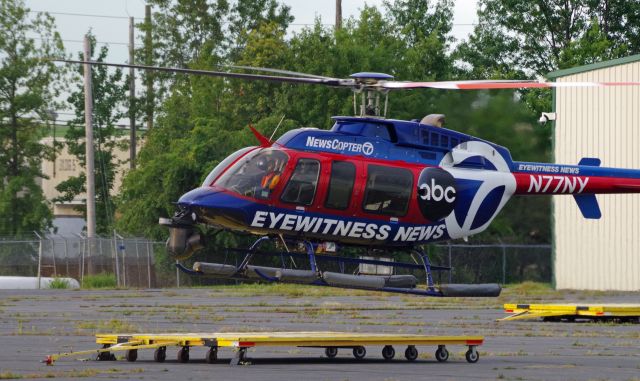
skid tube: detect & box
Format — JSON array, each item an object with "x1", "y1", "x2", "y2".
[
  {"x1": 177, "y1": 237, "x2": 501, "y2": 297},
  {"x1": 45, "y1": 332, "x2": 484, "y2": 365}
]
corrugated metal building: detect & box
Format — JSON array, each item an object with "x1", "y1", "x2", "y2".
[{"x1": 549, "y1": 54, "x2": 640, "y2": 291}]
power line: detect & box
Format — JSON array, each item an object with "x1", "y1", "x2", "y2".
[
  {"x1": 29, "y1": 36, "x2": 141, "y2": 47},
  {"x1": 30, "y1": 10, "x2": 140, "y2": 21}
]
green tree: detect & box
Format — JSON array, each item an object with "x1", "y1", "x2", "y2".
[
  {"x1": 136, "y1": 0, "x2": 293, "y2": 127},
  {"x1": 457, "y1": 0, "x2": 640, "y2": 77},
  {"x1": 55, "y1": 34, "x2": 128, "y2": 235},
  {"x1": 226, "y1": 0, "x2": 293, "y2": 60},
  {"x1": 0, "y1": 0, "x2": 63, "y2": 236}
]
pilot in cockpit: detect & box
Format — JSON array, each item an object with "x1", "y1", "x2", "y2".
[{"x1": 258, "y1": 157, "x2": 281, "y2": 196}]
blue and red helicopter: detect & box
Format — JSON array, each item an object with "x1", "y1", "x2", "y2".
[{"x1": 62, "y1": 60, "x2": 640, "y2": 297}]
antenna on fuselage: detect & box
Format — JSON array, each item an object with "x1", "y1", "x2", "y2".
[{"x1": 269, "y1": 115, "x2": 286, "y2": 141}]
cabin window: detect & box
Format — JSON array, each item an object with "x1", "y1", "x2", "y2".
[
  {"x1": 439, "y1": 135, "x2": 449, "y2": 148},
  {"x1": 362, "y1": 165, "x2": 413, "y2": 217},
  {"x1": 430, "y1": 132, "x2": 438, "y2": 146},
  {"x1": 215, "y1": 148, "x2": 288, "y2": 200},
  {"x1": 281, "y1": 159, "x2": 321, "y2": 205},
  {"x1": 325, "y1": 161, "x2": 356, "y2": 210}
]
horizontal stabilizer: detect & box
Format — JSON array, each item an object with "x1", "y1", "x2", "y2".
[
  {"x1": 578, "y1": 157, "x2": 601, "y2": 166},
  {"x1": 573, "y1": 194, "x2": 601, "y2": 219}
]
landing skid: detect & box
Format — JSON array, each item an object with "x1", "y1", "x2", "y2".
[{"x1": 176, "y1": 237, "x2": 501, "y2": 297}]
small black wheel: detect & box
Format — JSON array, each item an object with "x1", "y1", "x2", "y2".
[
  {"x1": 353, "y1": 346, "x2": 366, "y2": 360},
  {"x1": 126, "y1": 349, "x2": 138, "y2": 362},
  {"x1": 382, "y1": 345, "x2": 395, "y2": 361},
  {"x1": 435, "y1": 346, "x2": 449, "y2": 362},
  {"x1": 154, "y1": 347, "x2": 166, "y2": 363},
  {"x1": 465, "y1": 348, "x2": 479, "y2": 363},
  {"x1": 405, "y1": 345, "x2": 418, "y2": 362},
  {"x1": 325, "y1": 347, "x2": 338, "y2": 358},
  {"x1": 97, "y1": 345, "x2": 110, "y2": 361},
  {"x1": 177, "y1": 346, "x2": 190, "y2": 363},
  {"x1": 206, "y1": 347, "x2": 218, "y2": 364},
  {"x1": 238, "y1": 348, "x2": 247, "y2": 362},
  {"x1": 97, "y1": 351, "x2": 110, "y2": 361}
]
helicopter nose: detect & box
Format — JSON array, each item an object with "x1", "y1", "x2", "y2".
[
  {"x1": 177, "y1": 186, "x2": 248, "y2": 227},
  {"x1": 178, "y1": 186, "x2": 223, "y2": 208}
]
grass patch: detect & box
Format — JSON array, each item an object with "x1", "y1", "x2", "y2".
[
  {"x1": 81, "y1": 273, "x2": 117, "y2": 289},
  {"x1": 48, "y1": 277, "x2": 70, "y2": 289},
  {"x1": 503, "y1": 281, "x2": 558, "y2": 297},
  {"x1": 210, "y1": 283, "x2": 372, "y2": 298},
  {"x1": 76, "y1": 319, "x2": 139, "y2": 333}
]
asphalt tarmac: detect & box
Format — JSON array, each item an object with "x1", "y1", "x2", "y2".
[{"x1": 0, "y1": 286, "x2": 638, "y2": 380}]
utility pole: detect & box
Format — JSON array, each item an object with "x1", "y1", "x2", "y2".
[
  {"x1": 83, "y1": 35, "x2": 96, "y2": 239},
  {"x1": 145, "y1": 4, "x2": 153, "y2": 130},
  {"x1": 46, "y1": 110, "x2": 58, "y2": 177},
  {"x1": 129, "y1": 16, "x2": 136, "y2": 169},
  {"x1": 335, "y1": 0, "x2": 342, "y2": 31}
]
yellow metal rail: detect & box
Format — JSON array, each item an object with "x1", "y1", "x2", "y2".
[
  {"x1": 500, "y1": 303, "x2": 640, "y2": 322},
  {"x1": 46, "y1": 331, "x2": 484, "y2": 365}
]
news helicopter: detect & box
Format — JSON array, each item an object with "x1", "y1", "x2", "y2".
[{"x1": 62, "y1": 59, "x2": 640, "y2": 297}]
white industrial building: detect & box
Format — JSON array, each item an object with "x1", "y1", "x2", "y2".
[{"x1": 549, "y1": 54, "x2": 640, "y2": 291}]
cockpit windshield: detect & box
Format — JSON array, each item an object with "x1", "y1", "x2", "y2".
[{"x1": 215, "y1": 148, "x2": 289, "y2": 200}]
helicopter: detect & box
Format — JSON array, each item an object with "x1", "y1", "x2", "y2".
[{"x1": 60, "y1": 59, "x2": 640, "y2": 297}]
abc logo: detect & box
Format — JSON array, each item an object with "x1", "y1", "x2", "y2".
[{"x1": 417, "y1": 168, "x2": 457, "y2": 221}]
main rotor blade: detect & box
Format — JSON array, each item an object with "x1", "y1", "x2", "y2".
[
  {"x1": 218, "y1": 64, "x2": 338, "y2": 80},
  {"x1": 382, "y1": 79, "x2": 640, "y2": 90},
  {"x1": 55, "y1": 59, "x2": 346, "y2": 87}
]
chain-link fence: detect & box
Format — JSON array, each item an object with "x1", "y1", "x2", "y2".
[
  {"x1": 428, "y1": 244, "x2": 552, "y2": 284},
  {"x1": 0, "y1": 235, "x2": 551, "y2": 288},
  {"x1": 0, "y1": 234, "x2": 172, "y2": 288}
]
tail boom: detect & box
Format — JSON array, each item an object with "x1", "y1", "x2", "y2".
[
  {"x1": 512, "y1": 160, "x2": 640, "y2": 219},
  {"x1": 513, "y1": 162, "x2": 640, "y2": 196}
]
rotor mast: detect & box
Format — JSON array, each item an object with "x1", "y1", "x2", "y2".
[{"x1": 349, "y1": 72, "x2": 393, "y2": 118}]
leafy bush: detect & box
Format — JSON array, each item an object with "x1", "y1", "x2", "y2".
[
  {"x1": 82, "y1": 273, "x2": 117, "y2": 289},
  {"x1": 48, "y1": 277, "x2": 70, "y2": 289}
]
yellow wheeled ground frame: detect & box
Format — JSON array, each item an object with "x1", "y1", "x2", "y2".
[
  {"x1": 500, "y1": 303, "x2": 640, "y2": 322},
  {"x1": 45, "y1": 332, "x2": 484, "y2": 366}
]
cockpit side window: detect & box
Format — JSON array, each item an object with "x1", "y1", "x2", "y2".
[
  {"x1": 362, "y1": 165, "x2": 413, "y2": 217},
  {"x1": 202, "y1": 147, "x2": 256, "y2": 187},
  {"x1": 280, "y1": 159, "x2": 320, "y2": 205},
  {"x1": 215, "y1": 148, "x2": 289, "y2": 200}
]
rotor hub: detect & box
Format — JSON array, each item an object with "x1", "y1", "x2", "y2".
[{"x1": 349, "y1": 73, "x2": 394, "y2": 118}]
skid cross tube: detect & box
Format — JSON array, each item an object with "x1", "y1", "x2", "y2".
[
  {"x1": 304, "y1": 241, "x2": 319, "y2": 273},
  {"x1": 413, "y1": 247, "x2": 436, "y2": 291},
  {"x1": 237, "y1": 236, "x2": 270, "y2": 272}
]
